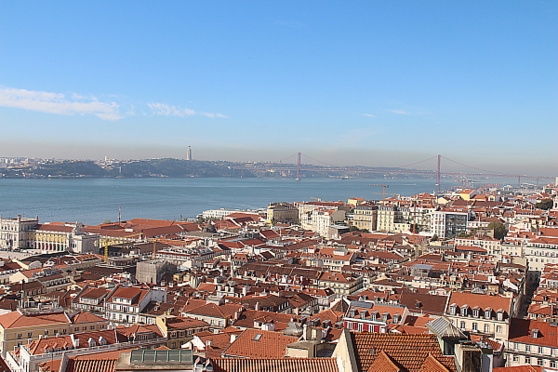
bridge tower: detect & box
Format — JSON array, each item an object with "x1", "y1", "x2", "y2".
[
  {"x1": 296, "y1": 152, "x2": 301, "y2": 181},
  {"x1": 436, "y1": 154, "x2": 441, "y2": 192}
]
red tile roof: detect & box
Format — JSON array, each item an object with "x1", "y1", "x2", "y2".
[
  {"x1": 211, "y1": 357, "x2": 340, "y2": 372},
  {"x1": 222, "y1": 328, "x2": 297, "y2": 358},
  {"x1": 0, "y1": 310, "x2": 70, "y2": 329},
  {"x1": 350, "y1": 332, "x2": 456, "y2": 372},
  {"x1": 508, "y1": 318, "x2": 558, "y2": 347},
  {"x1": 447, "y1": 292, "x2": 512, "y2": 316}
]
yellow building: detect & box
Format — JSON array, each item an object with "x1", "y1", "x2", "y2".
[
  {"x1": 0, "y1": 310, "x2": 108, "y2": 357},
  {"x1": 347, "y1": 197, "x2": 367, "y2": 207},
  {"x1": 351, "y1": 204, "x2": 377, "y2": 231},
  {"x1": 266, "y1": 202, "x2": 298, "y2": 225}
]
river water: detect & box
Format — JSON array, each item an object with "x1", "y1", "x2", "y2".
[{"x1": 0, "y1": 177, "x2": 509, "y2": 225}]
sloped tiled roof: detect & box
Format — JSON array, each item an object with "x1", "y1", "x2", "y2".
[
  {"x1": 222, "y1": 328, "x2": 297, "y2": 358},
  {"x1": 185, "y1": 303, "x2": 242, "y2": 319},
  {"x1": 367, "y1": 350, "x2": 403, "y2": 372},
  {"x1": 351, "y1": 333, "x2": 456, "y2": 372},
  {"x1": 493, "y1": 366, "x2": 544, "y2": 372},
  {"x1": 0, "y1": 310, "x2": 70, "y2": 329},
  {"x1": 71, "y1": 311, "x2": 107, "y2": 324},
  {"x1": 65, "y1": 348, "x2": 136, "y2": 372},
  {"x1": 211, "y1": 357, "x2": 339, "y2": 372},
  {"x1": 418, "y1": 354, "x2": 452, "y2": 372}
]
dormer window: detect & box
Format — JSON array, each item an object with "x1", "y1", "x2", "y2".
[
  {"x1": 382, "y1": 312, "x2": 389, "y2": 322},
  {"x1": 449, "y1": 304, "x2": 457, "y2": 315},
  {"x1": 484, "y1": 308, "x2": 492, "y2": 319},
  {"x1": 473, "y1": 308, "x2": 480, "y2": 318},
  {"x1": 496, "y1": 310, "x2": 504, "y2": 321},
  {"x1": 460, "y1": 305, "x2": 469, "y2": 317}
]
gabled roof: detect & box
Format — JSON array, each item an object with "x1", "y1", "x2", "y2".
[
  {"x1": 185, "y1": 303, "x2": 242, "y2": 319},
  {"x1": 211, "y1": 357, "x2": 340, "y2": 372},
  {"x1": 399, "y1": 291, "x2": 448, "y2": 316},
  {"x1": 71, "y1": 312, "x2": 107, "y2": 324},
  {"x1": 350, "y1": 332, "x2": 456, "y2": 372}
]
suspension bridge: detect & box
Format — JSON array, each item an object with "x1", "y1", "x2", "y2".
[{"x1": 242, "y1": 152, "x2": 554, "y2": 186}]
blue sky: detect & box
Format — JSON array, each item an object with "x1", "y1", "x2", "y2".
[{"x1": 0, "y1": 1, "x2": 556, "y2": 175}]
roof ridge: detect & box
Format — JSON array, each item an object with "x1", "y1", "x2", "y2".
[{"x1": 367, "y1": 350, "x2": 403, "y2": 372}]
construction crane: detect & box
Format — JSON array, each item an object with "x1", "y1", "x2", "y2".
[
  {"x1": 369, "y1": 184, "x2": 389, "y2": 200},
  {"x1": 103, "y1": 232, "x2": 144, "y2": 262}
]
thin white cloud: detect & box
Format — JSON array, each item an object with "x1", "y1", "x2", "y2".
[
  {"x1": 388, "y1": 109, "x2": 411, "y2": 115},
  {"x1": 361, "y1": 113, "x2": 377, "y2": 118},
  {"x1": 0, "y1": 86, "x2": 122, "y2": 120},
  {"x1": 147, "y1": 102, "x2": 228, "y2": 119},
  {"x1": 387, "y1": 109, "x2": 429, "y2": 116}
]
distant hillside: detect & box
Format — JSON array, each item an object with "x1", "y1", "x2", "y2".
[
  {"x1": 0, "y1": 158, "x2": 427, "y2": 179},
  {"x1": 0, "y1": 159, "x2": 255, "y2": 178},
  {"x1": 106, "y1": 158, "x2": 254, "y2": 178}
]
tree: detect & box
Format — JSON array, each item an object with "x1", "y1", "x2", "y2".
[
  {"x1": 536, "y1": 199, "x2": 554, "y2": 210},
  {"x1": 488, "y1": 221, "x2": 508, "y2": 240},
  {"x1": 431, "y1": 234, "x2": 439, "y2": 242}
]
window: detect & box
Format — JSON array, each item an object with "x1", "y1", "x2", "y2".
[
  {"x1": 27, "y1": 332, "x2": 32, "y2": 338},
  {"x1": 450, "y1": 305, "x2": 457, "y2": 315},
  {"x1": 90, "y1": 326, "x2": 95, "y2": 330},
  {"x1": 526, "y1": 345, "x2": 531, "y2": 353},
  {"x1": 539, "y1": 346, "x2": 544, "y2": 354},
  {"x1": 537, "y1": 359, "x2": 543, "y2": 366},
  {"x1": 551, "y1": 361, "x2": 556, "y2": 368},
  {"x1": 461, "y1": 306, "x2": 468, "y2": 317},
  {"x1": 513, "y1": 355, "x2": 519, "y2": 362},
  {"x1": 525, "y1": 357, "x2": 530, "y2": 364},
  {"x1": 82, "y1": 327, "x2": 87, "y2": 331},
  {"x1": 496, "y1": 325, "x2": 502, "y2": 334},
  {"x1": 460, "y1": 321, "x2": 466, "y2": 329},
  {"x1": 17, "y1": 334, "x2": 22, "y2": 339},
  {"x1": 473, "y1": 308, "x2": 480, "y2": 318},
  {"x1": 74, "y1": 327, "x2": 79, "y2": 332},
  {"x1": 484, "y1": 324, "x2": 490, "y2": 333}
]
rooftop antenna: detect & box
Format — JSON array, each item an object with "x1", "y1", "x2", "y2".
[{"x1": 118, "y1": 206, "x2": 122, "y2": 223}]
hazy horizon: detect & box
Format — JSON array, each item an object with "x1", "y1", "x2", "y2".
[{"x1": 0, "y1": 141, "x2": 555, "y2": 177}]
